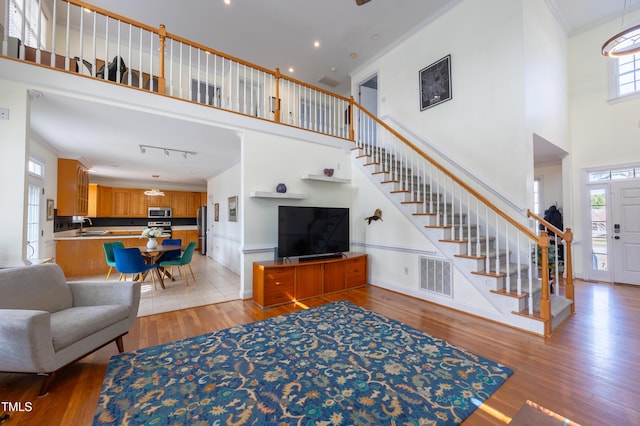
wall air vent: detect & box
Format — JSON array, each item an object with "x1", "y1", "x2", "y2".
[
  {"x1": 420, "y1": 256, "x2": 453, "y2": 297},
  {"x1": 317, "y1": 75, "x2": 340, "y2": 88}
]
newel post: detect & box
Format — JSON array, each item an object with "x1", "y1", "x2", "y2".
[
  {"x1": 564, "y1": 227, "x2": 575, "y2": 315},
  {"x1": 349, "y1": 96, "x2": 355, "y2": 141},
  {"x1": 274, "y1": 68, "x2": 281, "y2": 123},
  {"x1": 539, "y1": 231, "x2": 552, "y2": 337},
  {"x1": 157, "y1": 24, "x2": 166, "y2": 95}
]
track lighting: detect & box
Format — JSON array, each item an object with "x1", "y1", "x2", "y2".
[{"x1": 139, "y1": 144, "x2": 197, "y2": 159}]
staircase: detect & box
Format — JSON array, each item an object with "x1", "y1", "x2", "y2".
[{"x1": 350, "y1": 112, "x2": 573, "y2": 336}]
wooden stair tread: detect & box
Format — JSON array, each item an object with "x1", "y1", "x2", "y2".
[{"x1": 491, "y1": 288, "x2": 529, "y2": 299}]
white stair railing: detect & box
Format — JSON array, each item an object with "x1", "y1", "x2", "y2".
[{"x1": 353, "y1": 104, "x2": 558, "y2": 335}]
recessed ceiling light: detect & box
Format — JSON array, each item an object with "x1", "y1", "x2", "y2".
[
  {"x1": 224, "y1": 0, "x2": 230, "y2": 5},
  {"x1": 288, "y1": 67, "x2": 294, "y2": 73},
  {"x1": 313, "y1": 40, "x2": 320, "y2": 48},
  {"x1": 350, "y1": 52, "x2": 357, "y2": 59},
  {"x1": 330, "y1": 67, "x2": 337, "y2": 72}
]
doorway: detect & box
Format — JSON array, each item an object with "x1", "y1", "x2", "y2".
[{"x1": 584, "y1": 166, "x2": 640, "y2": 285}]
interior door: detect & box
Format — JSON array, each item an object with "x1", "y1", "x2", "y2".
[{"x1": 612, "y1": 180, "x2": 640, "y2": 285}]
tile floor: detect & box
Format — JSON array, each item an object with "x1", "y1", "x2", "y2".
[{"x1": 69, "y1": 254, "x2": 241, "y2": 316}]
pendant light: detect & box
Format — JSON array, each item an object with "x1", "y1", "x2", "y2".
[
  {"x1": 602, "y1": 0, "x2": 640, "y2": 57},
  {"x1": 144, "y1": 189, "x2": 165, "y2": 196}
]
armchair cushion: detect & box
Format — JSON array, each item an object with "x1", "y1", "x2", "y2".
[{"x1": 51, "y1": 305, "x2": 130, "y2": 352}]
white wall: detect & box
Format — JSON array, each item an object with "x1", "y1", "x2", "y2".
[
  {"x1": 352, "y1": 0, "x2": 530, "y2": 207},
  {"x1": 207, "y1": 162, "x2": 241, "y2": 274},
  {"x1": 568, "y1": 9, "x2": 640, "y2": 274},
  {"x1": 0, "y1": 79, "x2": 29, "y2": 261}
]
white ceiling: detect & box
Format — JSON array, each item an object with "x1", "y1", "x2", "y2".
[{"x1": 27, "y1": 0, "x2": 640, "y2": 186}]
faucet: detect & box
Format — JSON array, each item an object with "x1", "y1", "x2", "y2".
[{"x1": 80, "y1": 217, "x2": 93, "y2": 234}]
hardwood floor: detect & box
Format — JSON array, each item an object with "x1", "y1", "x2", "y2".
[{"x1": 1, "y1": 279, "x2": 638, "y2": 425}]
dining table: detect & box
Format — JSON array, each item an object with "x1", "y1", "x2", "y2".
[{"x1": 135, "y1": 245, "x2": 185, "y2": 289}]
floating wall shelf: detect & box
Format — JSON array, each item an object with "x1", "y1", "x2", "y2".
[
  {"x1": 301, "y1": 174, "x2": 351, "y2": 184},
  {"x1": 249, "y1": 191, "x2": 309, "y2": 199}
]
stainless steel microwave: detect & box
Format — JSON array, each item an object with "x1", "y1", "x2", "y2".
[{"x1": 148, "y1": 207, "x2": 172, "y2": 218}]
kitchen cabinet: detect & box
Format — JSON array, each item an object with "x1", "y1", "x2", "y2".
[
  {"x1": 252, "y1": 253, "x2": 367, "y2": 308},
  {"x1": 130, "y1": 190, "x2": 147, "y2": 217},
  {"x1": 88, "y1": 184, "x2": 112, "y2": 217},
  {"x1": 147, "y1": 191, "x2": 171, "y2": 207},
  {"x1": 172, "y1": 192, "x2": 200, "y2": 217},
  {"x1": 111, "y1": 189, "x2": 131, "y2": 217},
  {"x1": 57, "y1": 159, "x2": 89, "y2": 216}
]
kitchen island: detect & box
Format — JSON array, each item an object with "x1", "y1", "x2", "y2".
[{"x1": 54, "y1": 226, "x2": 198, "y2": 277}]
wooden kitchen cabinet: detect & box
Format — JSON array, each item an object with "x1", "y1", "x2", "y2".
[
  {"x1": 252, "y1": 253, "x2": 367, "y2": 308},
  {"x1": 147, "y1": 191, "x2": 171, "y2": 207},
  {"x1": 130, "y1": 190, "x2": 147, "y2": 217},
  {"x1": 111, "y1": 189, "x2": 131, "y2": 217},
  {"x1": 88, "y1": 184, "x2": 112, "y2": 217},
  {"x1": 171, "y1": 192, "x2": 200, "y2": 217},
  {"x1": 57, "y1": 159, "x2": 89, "y2": 216},
  {"x1": 172, "y1": 229, "x2": 200, "y2": 250}
]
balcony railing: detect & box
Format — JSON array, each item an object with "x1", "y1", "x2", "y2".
[{"x1": 1, "y1": 0, "x2": 352, "y2": 139}]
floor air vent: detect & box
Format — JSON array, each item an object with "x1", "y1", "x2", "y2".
[{"x1": 420, "y1": 256, "x2": 453, "y2": 297}]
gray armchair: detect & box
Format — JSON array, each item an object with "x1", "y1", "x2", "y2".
[{"x1": 0, "y1": 263, "x2": 140, "y2": 396}]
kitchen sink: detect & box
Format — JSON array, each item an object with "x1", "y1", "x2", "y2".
[{"x1": 79, "y1": 230, "x2": 108, "y2": 236}]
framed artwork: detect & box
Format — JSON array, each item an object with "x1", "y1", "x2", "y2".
[
  {"x1": 214, "y1": 203, "x2": 219, "y2": 222},
  {"x1": 419, "y1": 54, "x2": 452, "y2": 110},
  {"x1": 46, "y1": 199, "x2": 54, "y2": 220},
  {"x1": 228, "y1": 196, "x2": 238, "y2": 222}
]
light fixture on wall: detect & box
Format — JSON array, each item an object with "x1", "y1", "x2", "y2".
[
  {"x1": 139, "y1": 144, "x2": 197, "y2": 158},
  {"x1": 602, "y1": 0, "x2": 640, "y2": 57}
]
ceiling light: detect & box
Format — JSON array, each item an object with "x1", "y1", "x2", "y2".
[
  {"x1": 144, "y1": 188, "x2": 165, "y2": 197},
  {"x1": 139, "y1": 144, "x2": 197, "y2": 159},
  {"x1": 224, "y1": 0, "x2": 230, "y2": 4},
  {"x1": 314, "y1": 40, "x2": 320, "y2": 48},
  {"x1": 350, "y1": 51, "x2": 357, "y2": 59},
  {"x1": 288, "y1": 67, "x2": 294, "y2": 73},
  {"x1": 602, "y1": 0, "x2": 640, "y2": 57}
]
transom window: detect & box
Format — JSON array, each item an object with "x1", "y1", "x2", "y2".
[
  {"x1": 588, "y1": 167, "x2": 640, "y2": 182},
  {"x1": 617, "y1": 54, "x2": 640, "y2": 97}
]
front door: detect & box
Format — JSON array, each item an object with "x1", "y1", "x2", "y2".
[{"x1": 612, "y1": 180, "x2": 640, "y2": 285}]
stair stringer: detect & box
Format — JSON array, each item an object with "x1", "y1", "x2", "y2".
[{"x1": 353, "y1": 150, "x2": 549, "y2": 335}]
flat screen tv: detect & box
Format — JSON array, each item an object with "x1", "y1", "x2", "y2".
[{"x1": 277, "y1": 206, "x2": 349, "y2": 260}]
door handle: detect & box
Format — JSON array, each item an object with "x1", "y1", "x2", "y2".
[{"x1": 614, "y1": 236, "x2": 620, "y2": 240}]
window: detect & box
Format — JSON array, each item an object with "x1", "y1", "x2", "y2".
[
  {"x1": 533, "y1": 178, "x2": 542, "y2": 215},
  {"x1": 588, "y1": 166, "x2": 640, "y2": 182},
  {"x1": 9, "y1": 0, "x2": 49, "y2": 49},
  {"x1": 617, "y1": 54, "x2": 640, "y2": 97},
  {"x1": 28, "y1": 158, "x2": 44, "y2": 177}
]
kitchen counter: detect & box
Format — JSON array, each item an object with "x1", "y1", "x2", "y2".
[
  {"x1": 54, "y1": 226, "x2": 199, "y2": 240},
  {"x1": 54, "y1": 227, "x2": 147, "y2": 240}
]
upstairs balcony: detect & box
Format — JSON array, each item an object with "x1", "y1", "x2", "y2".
[{"x1": 1, "y1": 0, "x2": 354, "y2": 141}]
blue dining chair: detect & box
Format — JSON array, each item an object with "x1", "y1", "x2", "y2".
[
  {"x1": 158, "y1": 238, "x2": 182, "y2": 263},
  {"x1": 102, "y1": 241, "x2": 124, "y2": 280},
  {"x1": 113, "y1": 247, "x2": 158, "y2": 288},
  {"x1": 159, "y1": 242, "x2": 197, "y2": 286}
]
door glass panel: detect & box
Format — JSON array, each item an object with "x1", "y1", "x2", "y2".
[
  {"x1": 590, "y1": 188, "x2": 608, "y2": 271},
  {"x1": 27, "y1": 184, "x2": 41, "y2": 259}
]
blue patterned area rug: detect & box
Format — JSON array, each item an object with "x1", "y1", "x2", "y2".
[{"x1": 93, "y1": 300, "x2": 512, "y2": 425}]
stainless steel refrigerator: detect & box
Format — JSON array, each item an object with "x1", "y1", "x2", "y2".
[{"x1": 196, "y1": 205, "x2": 207, "y2": 255}]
